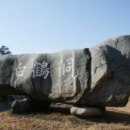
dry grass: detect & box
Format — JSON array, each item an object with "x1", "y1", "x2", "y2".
[{"x1": 0, "y1": 103, "x2": 130, "y2": 130}]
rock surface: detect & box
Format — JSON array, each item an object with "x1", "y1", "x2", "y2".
[
  {"x1": 83, "y1": 35, "x2": 130, "y2": 107},
  {"x1": 0, "y1": 49, "x2": 91, "y2": 104},
  {"x1": 0, "y1": 35, "x2": 130, "y2": 114},
  {"x1": 70, "y1": 106, "x2": 105, "y2": 116}
]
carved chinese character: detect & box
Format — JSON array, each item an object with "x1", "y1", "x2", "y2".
[
  {"x1": 33, "y1": 60, "x2": 50, "y2": 79},
  {"x1": 62, "y1": 59, "x2": 73, "y2": 77},
  {"x1": 14, "y1": 63, "x2": 27, "y2": 86},
  {"x1": 16, "y1": 63, "x2": 27, "y2": 78}
]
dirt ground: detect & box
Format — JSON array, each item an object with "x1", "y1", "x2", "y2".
[{"x1": 0, "y1": 102, "x2": 130, "y2": 130}]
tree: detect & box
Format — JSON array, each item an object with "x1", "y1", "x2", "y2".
[{"x1": 0, "y1": 45, "x2": 12, "y2": 55}]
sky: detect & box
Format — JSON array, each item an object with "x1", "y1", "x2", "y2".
[{"x1": 0, "y1": 0, "x2": 130, "y2": 54}]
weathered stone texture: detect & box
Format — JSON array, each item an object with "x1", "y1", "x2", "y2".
[{"x1": 0, "y1": 35, "x2": 130, "y2": 108}]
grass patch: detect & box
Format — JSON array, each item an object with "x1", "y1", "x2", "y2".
[{"x1": 0, "y1": 103, "x2": 130, "y2": 130}]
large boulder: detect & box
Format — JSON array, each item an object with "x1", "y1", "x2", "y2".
[
  {"x1": 80, "y1": 35, "x2": 130, "y2": 107},
  {"x1": 0, "y1": 35, "x2": 130, "y2": 116},
  {"x1": 0, "y1": 49, "x2": 91, "y2": 104}
]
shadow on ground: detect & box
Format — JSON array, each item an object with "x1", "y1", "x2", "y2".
[
  {"x1": 16, "y1": 104, "x2": 130, "y2": 125},
  {"x1": 77, "y1": 111, "x2": 130, "y2": 124}
]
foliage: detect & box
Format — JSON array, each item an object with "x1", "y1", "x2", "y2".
[{"x1": 0, "y1": 45, "x2": 12, "y2": 55}]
